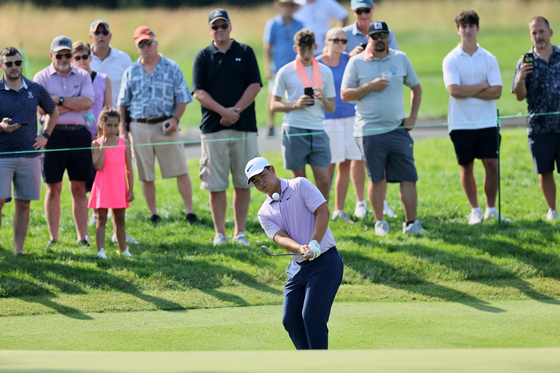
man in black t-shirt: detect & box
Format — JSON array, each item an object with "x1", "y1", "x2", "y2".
[{"x1": 192, "y1": 8, "x2": 262, "y2": 246}]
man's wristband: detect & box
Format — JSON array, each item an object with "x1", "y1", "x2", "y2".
[
  {"x1": 41, "y1": 131, "x2": 50, "y2": 139},
  {"x1": 172, "y1": 115, "x2": 180, "y2": 123},
  {"x1": 298, "y1": 245, "x2": 303, "y2": 254}
]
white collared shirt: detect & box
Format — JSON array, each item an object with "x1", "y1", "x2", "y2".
[
  {"x1": 443, "y1": 44, "x2": 502, "y2": 132},
  {"x1": 90, "y1": 45, "x2": 133, "y2": 108}
]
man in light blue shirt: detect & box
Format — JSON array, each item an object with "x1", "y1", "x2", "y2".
[
  {"x1": 343, "y1": 0, "x2": 398, "y2": 56},
  {"x1": 263, "y1": 0, "x2": 304, "y2": 136},
  {"x1": 118, "y1": 26, "x2": 199, "y2": 226}
]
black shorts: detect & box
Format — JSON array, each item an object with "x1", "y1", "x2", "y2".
[
  {"x1": 528, "y1": 133, "x2": 560, "y2": 175},
  {"x1": 450, "y1": 127, "x2": 500, "y2": 166},
  {"x1": 41, "y1": 126, "x2": 94, "y2": 184}
]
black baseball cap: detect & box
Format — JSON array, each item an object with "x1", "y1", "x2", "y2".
[
  {"x1": 208, "y1": 8, "x2": 230, "y2": 25},
  {"x1": 367, "y1": 20, "x2": 389, "y2": 36}
]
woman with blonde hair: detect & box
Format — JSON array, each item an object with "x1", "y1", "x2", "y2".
[{"x1": 317, "y1": 27, "x2": 369, "y2": 222}]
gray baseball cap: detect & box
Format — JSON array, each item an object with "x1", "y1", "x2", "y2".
[
  {"x1": 51, "y1": 35, "x2": 73, "y2": 52},
  {"x1": 90, "y1": 19, "x2": 110, "y2": 32}
]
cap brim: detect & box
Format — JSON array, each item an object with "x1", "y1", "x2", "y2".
[
  {"x1": 52, "y1": 46, "x2": 72, "y2": 52},
  {"x1": 209, "y1": 16, "x2": 229, "y2": 25},
  {"x1": 135, "y1": 36, "x2": 154, "y2": 45},
  {"x1": 247, "y1": 167, "x2": 266, "y2": 184}
]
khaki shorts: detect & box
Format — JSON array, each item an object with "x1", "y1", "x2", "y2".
[
  {"x1": 199, "y1": 130, "x2": 259, "y2": 191},
  {"x1": 129, "y1": 120, "x2": 189, "y2": 182}
]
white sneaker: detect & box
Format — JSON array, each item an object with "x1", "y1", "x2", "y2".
[
  {"x1": 214, "y1": 233, "x2": 228, "y2": 246},
  {"x1": 118, "y1": 248, "x2": 132, "y2": 257},
  {"x1": 383, "y1": 200, "x2": 397, "y2": 218},
  {"x1": 484, "y1": 208, "x2": 512, "y2": 223},
  {"x1": 88, "y1": 213, "x2": 97, "y2": 226},
  {"x1": 547, "y1": 209, "x2": 560, "y2": 221},
  {"x1": 402, "y1": 219, "x2": 426, "y2": 235},
  {"x1": 375, "y1": 220, "x2": 390, "y2": 236},
  {"x1": 112, "y1": 234, "x2": 138, "y2": 244},
  {"x1": 468, "y1": 209, "x2": 483, "y2": 225},
  {"x1": 96, "y1": 249, "x2": 107, "y2": 259},
  {"x1": 354, "y1": 201, "x2": 370, "y2": 219},
  {"x1": 332, "y1": 210, "x2": 354, "y2": 224},
  {"x1": 232, "y1": 232, "x2": 250, "y2": 246}
]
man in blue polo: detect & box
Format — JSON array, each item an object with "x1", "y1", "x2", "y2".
[
  {"x1": 192, "y1": 9, "x2": 262, "y2": 246},
  {"x1": 0, "y1": 47, "x2": 58, "y2": 255}
]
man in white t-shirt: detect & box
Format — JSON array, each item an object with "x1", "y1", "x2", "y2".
[
  {"x1": 89, "y1": 20, "x2": 133, "y2": 108},
  {"x1": 272, "y1": 29, "x2": 336, "y2": 200},
  {"x1": 443, "y1": 10, "x2": 510, "y2": 225},
  {"x1": 294, "y1": 0, "x2": 348, "y2": 55}
]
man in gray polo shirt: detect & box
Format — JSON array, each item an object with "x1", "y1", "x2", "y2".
[{"x1": 341, "y1": 20, "x2": 425, "y2": 236}]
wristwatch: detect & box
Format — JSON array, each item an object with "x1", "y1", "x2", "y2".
[
  {"x1": 172, "y1": 115, "x2": 180, "y2": 123},
  {"x1": 41, "y1": 131, "x2": 50, "y2": 139},
  {"x1": 58, "y1": 97, "x2": 65, "y2": 105}
]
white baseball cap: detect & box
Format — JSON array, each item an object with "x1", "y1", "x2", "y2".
[{"x1": 245, "y1": 157, "x2": 271, "y2": 184}]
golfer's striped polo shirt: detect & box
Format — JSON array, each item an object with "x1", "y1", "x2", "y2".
[{"x1": 257, "y1": 177, "x2": 337, "y2": 263}]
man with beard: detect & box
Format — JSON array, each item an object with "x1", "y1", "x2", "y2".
[
  {"x1": 341, "y1": 21, "x2": 425, "y2": 236},
  {"x1": 34, "y1": 36, "x2": 95, "y2": 248},
  {"x1": 512, "y1": 17, "x2": 560, "y2": 221},
  {"x1": 0, "y1": 47, "x2": 58, "y2": 255}
]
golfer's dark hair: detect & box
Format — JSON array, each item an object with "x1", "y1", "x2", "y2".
[
  {"x1": 530, "y1": 16, "x2": 550, "y2": 29},
  {"x1": 454, "y1": 10, "x2": 479, "y2": 28},
  {"x1": 0, "y1": 47, "x2": 21, "y2": 61},
  {"x1": 97, "y1": 108, "x2": 121, "y2": 138},
  {"x1": 294, "y1": 29, "x2": 315, "y2": 48}
]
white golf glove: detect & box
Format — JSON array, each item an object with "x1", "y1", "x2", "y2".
[{"x1": 308, "y1": 240, "x2": 321, "y2": 261}]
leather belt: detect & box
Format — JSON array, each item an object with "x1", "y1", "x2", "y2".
[
  {"x1": 55, "y1": 125, "x2": 86, "y2": 131},
  {"x1": 133, "y1": 116, "x2": 171, "y2": 124}
]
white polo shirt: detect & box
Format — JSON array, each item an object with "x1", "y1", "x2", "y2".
[
  {"x1": 294, "y1": 0, "x2": 348, "y2": 55},
  {"x1": 90, "y1": 45, "x2": 133, "y2": 108},
  {"x1": 273, "y1": 62, "x2": 335, "y2": 130},
  {"x1": 443, "y1": 44, "x2": 502, "y2": 132}
]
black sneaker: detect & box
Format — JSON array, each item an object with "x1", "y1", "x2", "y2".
[
  {"x1": 45, "y1": 239, "x2": 57, "y2": 249},
  {"x1": 77, "y1": 238, "x2": 90, "y2": 247},
  {"x1": 267, "y1": 126, "x2": 275, "y2": 137},
  {"x1": 186, "y1": 213, "x2": 201, "y2": 225},
  {"x1": 150, "y1": 214, "x2": 162, "y2": 225}
]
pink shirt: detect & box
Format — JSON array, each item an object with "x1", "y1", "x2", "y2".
[
  {"x1": 257, "y1": 178, "x2": 337, "y2": 262},
  {"x1": 34, "y1": 64, "x2": 95, "y2": 125}
]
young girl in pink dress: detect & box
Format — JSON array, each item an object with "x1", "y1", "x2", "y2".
[{"x1": 88, "y1": 108, "x2": 134, "y2": 259}]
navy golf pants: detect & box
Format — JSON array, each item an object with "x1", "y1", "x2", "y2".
[{"x1": 282, "y1": 247, "x2": 344, "y2": 350}]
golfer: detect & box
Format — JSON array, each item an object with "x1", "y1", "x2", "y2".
[{"x1": 246, "y1": 156, "x2": 343, "y2": 350}]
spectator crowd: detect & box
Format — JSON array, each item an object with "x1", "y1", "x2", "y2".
[{"x1": 0, "y1": 1, "x2": 559, "y2": 257}]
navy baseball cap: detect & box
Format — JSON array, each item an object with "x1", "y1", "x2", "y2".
[
  {"x1": 367, "y1": 20, "x2": 389, "y2": 36},
  {"x1": 208, "y1": 8, "x2": 230, "y2": 25},
  {"x1": 351, "y1": 0, "x2": 373, "y2": 10}
]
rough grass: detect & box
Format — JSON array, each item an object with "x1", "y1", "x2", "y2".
[{"x1": 1, "y1": 128, "x2": 559, "y2": 317}]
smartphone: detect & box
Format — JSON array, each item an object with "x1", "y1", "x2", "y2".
[
  {"x1": 164, "y1": 123, "x2": 170, "y2": 129},
  {"x1": 523, "y1": 52, "x2": 534, "y2": 64},
  {"x1": 304, "y1": 87, "x2": 314, "y2": 106},
  {"x1": 9, "y1": 121, "x2": 27, "y2": 126},
  {"x1": 360, "y1": 43, "x2": 368, "y2": 49}
]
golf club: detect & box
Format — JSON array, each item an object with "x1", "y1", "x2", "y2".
[{"x1": 261, "y1": 246, "x2": 299, "y2": 256}]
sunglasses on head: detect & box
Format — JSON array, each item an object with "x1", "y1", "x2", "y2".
[
  {"x1": 355, "y1": 8, "x2": 371, "y2": 15},
  {"x1": 73, "y1": 54, "x2": 89, "y2": 61},
  {"x1": 370, "y1": 32, "x2": 389, "y2": 40},
  {"x1": 3, "y1": 60, "x2": 23, "y2": 67},
  {"x1": 55, "y1": 53, "x2": 72, "y2": 60},
  {"x1": 94, "y1": 30, "x2": 109, "y2": 36},
  {"x1": 137, "y1": 40, "x2": 153, "y2": 48},
  {"x1": 328, "y1": 38, "x2": 348, "y2": 44},
  {"x1": 211, "y1": 23, "x2": 229, "y2": 31}
]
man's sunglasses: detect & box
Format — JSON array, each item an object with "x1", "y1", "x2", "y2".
[
  {"x1": 55, "y1": 53, "x2": 72, "y2": 60},
  {"x1": 370, "y1": 32, "x2": 389, "y2": 40},
  {"x1": 3, "y1": 60, "x2": 23, "y2": 67},
  {"x1": 328, "y1": 38, "x2": 348, "y2": 44},
  {"x1": 73, "y1": 54, "x2": 90, "y2": 61},
  {"x1": 355, "y1": 8, "x2": 371, "y2": 15},
  {"x1": 94, "y1": 30, "x2": 109, "y2": 36},
  {"x1": 137, "y1": 40, "x2": 153, "y2": 48},
  {"x1": 211, "y1": 23, "x2": 229, "y2": 31}
]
